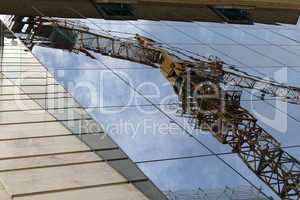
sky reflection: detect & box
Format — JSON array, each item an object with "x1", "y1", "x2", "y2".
[{"x1": 28, "y1": 19, "x2": 300, "y2": 199}]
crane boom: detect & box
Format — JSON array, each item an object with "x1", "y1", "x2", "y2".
[
  {"x1": 39, "y1": 18, "x2": 300, "y2": 104},
  {"x1": 7, "y1": 17, "x2": 300, "y2": 199}
]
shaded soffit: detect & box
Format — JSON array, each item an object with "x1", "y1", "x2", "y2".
[{"x1": 0, "y1": 0, "x2": 300, "y2": 24}]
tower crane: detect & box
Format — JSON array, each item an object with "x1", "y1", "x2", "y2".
[
  {"x1": 8, "y1": 17, "x2": 300, "y2": 104},
  {"x1": 7, "y1": 16, "x2": 300, "y2": 199}
]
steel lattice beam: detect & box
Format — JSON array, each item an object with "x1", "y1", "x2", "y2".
[{"x1": 7, "y1": 16, "x2": 300, "y2": 199}]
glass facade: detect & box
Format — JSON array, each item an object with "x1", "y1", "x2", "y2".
[
  {"x1": 2, "y1": 16, "x2": 300, "y2": 200},
  {"x1": 0, "y1": 20, "x2": 166, "y2": 200}
]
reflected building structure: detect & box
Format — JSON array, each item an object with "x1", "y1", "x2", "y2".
[
  {"x1": 0, "y1": 21, "x2": 166, "y2": 200},
  {"x1": 2, "y1": 15, "x2": 300, "y2": 200},
  {"x1": 0, "y1": 1, "x2": 300, "y2": 200},
  {"x1": 165, "y1": 186, "x2": 268, "y2": 200}
]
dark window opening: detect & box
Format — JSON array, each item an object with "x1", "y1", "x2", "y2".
[
  {"x1": 96, "y1": 3, "x2": 134, "y2": 17},
  {"x1": 212, "y1": 7, "x2": 253, "y2": 24}
]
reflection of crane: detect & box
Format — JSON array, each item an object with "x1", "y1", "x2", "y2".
[
  {"x1": 7, "y1": 17, "x2": 300, "y2": 200},
  {"x1": 165, "y1": 186, "x2": 269, "y2": 200},
  {"x1": 10, "y1": 17, "x2": 300, "y2": 105}
]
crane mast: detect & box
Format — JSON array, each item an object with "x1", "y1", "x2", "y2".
[
  {"x1": 7, "y1": 17, "x2": 300, "y2": 199},
  {"x1": 178, "y1": 74, "x2": 300, "y2": 199}
]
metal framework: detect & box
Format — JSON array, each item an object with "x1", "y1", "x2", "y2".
[
  {"x1": 7, "y1": 17, "x2": 300, "y2": 199},
  {"x1": 181, "y1": 86, "x2": 300, "y2": 199},
  {"x1": 38, "y1": 18, "x2": 300, "y2": 104},
  {"x1": 165, "y1": 186, "x2": 269, "y2": 200}
]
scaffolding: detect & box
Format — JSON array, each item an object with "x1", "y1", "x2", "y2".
[{"x1": 165, "y1": 186, "x2": 269, "y2": 200}]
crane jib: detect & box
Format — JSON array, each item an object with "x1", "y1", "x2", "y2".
[{"x1": 7, "y1": 16, "x2": 300, "y2": 200}]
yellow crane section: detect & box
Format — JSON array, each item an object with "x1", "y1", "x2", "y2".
[{"x1": 7, "y1": 17, "x2": 300, "y2": 199}]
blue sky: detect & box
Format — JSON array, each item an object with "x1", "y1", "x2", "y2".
[{"x1": 31, "y1": 19, "x2": 300, "y2": 199}]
